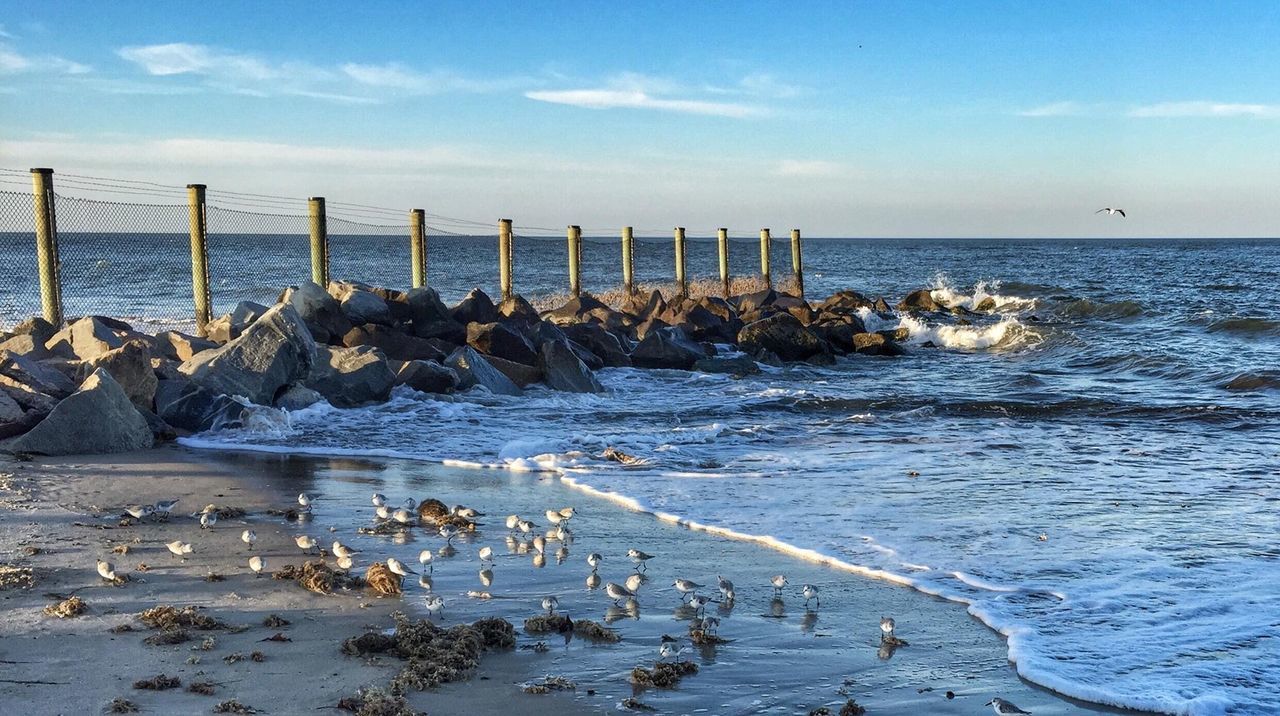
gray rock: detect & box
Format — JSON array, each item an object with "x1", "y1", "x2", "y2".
[
  {"x1": 230, "y1": 301, "x2": 269, "y2": 335},
  {"x1": 406, "y1": 287, "x2": 454, "y2": 325},
  {"x1": 45, "y1": 316, "x2": 125, "y2": 360},
  {"x1": 484, "y1": 353, "x2": 543, "y2": 387},
  {"x1": 498, "y1": 295, "x2": 541, "y2": 326},
  {"x1": 450, "y1": 289, "x2": 501, "y2": 326},
  {"x1": 8, "y1": 368, "x2": 153, "y2": 455},
  {"x1": 539, "y1": 340, "x2": 604, "y2": 393},
  {"x1": 155, "y1": 378, "x2": 257, "y2": 433},
  {"x1": 0, "y1": 350, "x2": 77, "y2": 398},
  {"x1": 0, "y1": 333, "x2": 50, "y2": 358},
  {"x1": 467, "y1": 322, "x2": 538, "y2": 366},
  {"x1": 275, "y1": 385, "x2": 324, "y2": 411},
  {"x1": 693, "y1": 354, "x2": 761, "y2": 376},
  {"x1": 343, "y1": 324, "x2": 444, "y2": 362},
  {"x1": 737, "y1": 313, "x2": 830, "y2": 362},
  {"x1": 305, "y1": 345, "x2": 396, "y2": 408},
  {"x1": 82, "y1": 339, "x2": 157, "y2": 411},
  {"x1": 340, "y1": 289, "x2": 395, "y2": 326},
  {"x1": 562, "y1": 323, "x2": 632, "y2": 367},
  {"x1": 396, "y1": 360, "x2": 459, "y2": 394},
  {"x1": 852, "y1": 332, "x2": 906, "y2": 356},
  {"x1": 630, "y1": 327, "x2": 706, "y2": 370},
  {"x1": 203, "y1": 314, "x2": 234, "y2": 344},
  {"x1": 0, "y1": 388, "x2": 22, "y2": 423},
  {"x1": 156, "y1": 330, "x2": 219, "y2": 362},
  {"x1": 896, "y1": 289, "x2": 942, "y2": 312},
  {"x1": 445, "y1": 346, "x2": 521, "y2": 396},
  {"x1": 0, "y1": 379, "x2": 58, "y2": 416},
  {"x1": 282, "y1": 281, "x2": 352, "y2": 343},
  {"x1": 10, "y1": 317, "x2": 57, "y2": 346},
  {"x1": 179, "y1": 303, "x2": 317, "y2": 405}
]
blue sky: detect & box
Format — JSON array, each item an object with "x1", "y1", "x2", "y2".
[{"x1": 2, "y1": 1, "x2": 1278, "y2": 236}]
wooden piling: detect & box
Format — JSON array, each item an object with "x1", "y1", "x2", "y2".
[
  {"x1": 621, "y1": 226, "x2": 635, "y2": 295},
  {"x1": 30, "y1": 168, "x2": 63, "y2": 327},
  {"x1": 498, "y1": 219, "x2": 513, "y2": 301},
  {"x1": 567, "y1": 225, "x2": 582, "y2": 297},
  {"x1": 308, "y1": 197, "x2": 329, "y2": 287},
  {"x1": 410, "y1": 209, "x2": 427, "y2": 289},
  {"x1": 673, "y1": 227, "x2": 688, "y2": 297},
  {"x1": 790, "y1": 229, "x2": 804, "y2": 298},
  {"x1": 186, "y1": 184, "x2": 212, "y2": 332},
  {"x1": 759, "y1": 228, "x2": 772, "y2": 287},
  {"x1": 717, "y1": 228, "x2": 730, "y2": 298}
]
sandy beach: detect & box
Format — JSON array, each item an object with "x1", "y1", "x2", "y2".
[{"x1": 0, "y1": 445, "x2": 1138, "y2": 715}]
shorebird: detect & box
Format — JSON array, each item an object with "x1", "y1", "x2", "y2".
[
  {"x1": 478, "y1": 568, "x2": 493, "y2": 587},
  {"x1": 605, "y1": 582, "x2": 636, "y2": 605},
  {"x1": 375, "y1": 505, "x2": 392, "y2": 521},
  {"x1": 628, "y1": 548, "x2": 654, "y2": 571},
  {"x1": 200, "y1": 511, "x2": 217, "y2": 530},
  {"x1": 335, "y1": 555, "x2": 354, "y2": 572},
  {"x1": 802, "y1": 584, "x2": 820, "y2": 609},
  {"x1": 123, "y1": 504, "x2": 153, "y2": 521},
  {"x1": 586, "y1": 573, "x2": 601, "y2": 590},
  {"x1": 881, "y1": 616, "x2": 896, "y2": 639},
  {"x1": 418, "y1": 549, "x2": 434, "y2": 573},
  {"x1": 625, "y1": 573, "x2": 646, "y2": 593},
  {"x1": 478, "y1": 546, "x2": 493, "y2": 564},
  {"x1": 542, "y1": 596, "x2": 558, "y2": 615},
  {"x1": 391, "y1": 508, "x2": 415, "y2": 525},
  {"x1": 658, "y1": 639, "x2": 685, "y2": 662},
  {"x1": 418, "y1": 574, "x2": 434, "y2": 591},
  {"x1": 297, "y1": 492, "x2": 319, "y2": 510},
  {"x1": 1094, "y1": 207, "x2": 1126, "y2": 217},
  {"x1": 531, "y1": 535, "x2": 547, "y2": 554},
  {"x1": 402, "y1": 498, "x2": 417, "y2": 511},
  {"x1": 372, "y1": 492, "x2": 387, "y2": 507},
  {"x1": 248, "y1": 555, "x2": 265, "y2": 577},
  {"x1": 688, "y1": 594, "x2": 713, "y2": 615},
  {"x1": 153, "y1": 499, "x2": 179, "y2": 519},
  {"x1": 554, "y1": 524, "x2": 572, "y2": 542},
  {"x1": 453, "y1": 505, "x2": 483, "y2": 519},
  {"x1": 332, "y1": 541, "x2": 359, "y2": 559},
  {"x1": 697, "y1": 615, "x2": 721, "y2": 634},
  {"x1": 439, "y1": 524, "x2": 459, "y2": 545},
  {"x1": 96, "y1": 559, "x2": 117, "y2": 582},
  {"x1": 545, "y1": 509, "x2": 567, "y2": 527},
  {"x1": 294, "y1": 535, "x2": 318, "y2": 553},
  {"x1": 770, "y1": 575, "x2": 788, "y2": 596},
  {"x1": 241, "y1": 529, "x2": 256, "y2": 551},
  {"x1": 673, "y1": 578, "x2": 703, "y2": 601},
  {"x1": 516, "y1": 519, "x2": 536, "y2": 536},
  {"x1": 558, "y1": 507, "x2": 576, "y2": 520},
  {"x1": 717, "y1": 575, "x2": 735, "y2": 602},
  {"x1": 586, "y1": 553, "x2": 603, "y2": 572},
  {"x1": 166, "y1": 540, "x2": 193, "y2": 560},
  {"x1": 986, "y1": 698, "x2": 1033, "y2": 715},
  {"x1": 424, "y1": 594, "x2": 445, "y2": 619},
  {"x1": 387, "y1": 557, "x2": 417, "y2": 577},
  {"x1": 505, "y1": 514, "x2": 521, "y2": 533}
]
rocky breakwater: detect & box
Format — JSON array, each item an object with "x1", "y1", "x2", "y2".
[{"x1": 0, "y1": 280, "x2": 986, "y2": 456}]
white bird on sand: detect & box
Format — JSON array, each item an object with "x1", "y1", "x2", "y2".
[
  {"x1": 453, "y1": 505, "x2": 483, "y2": 519},
  {"x1": 418, "y1": 549, "x2": 434, "y2": 573},
  {"x1": 153, "y1": 499, "x2": 179, "y2": 518},
  {"x1": 532, "y1": 535, "x2": 547, "y2": 554},
  {"x1": 123, "y1": 504, "x2": 153, "y2": 521},
  {"x1": 545, "y1": 509, "x2": 567, "y2": 527},
  {"x1": 770, "y1": 574, "x2": 788, "y2": 596},
  {"x1": 96, "y1": 559, "x2": 117, "y2": 582},
  {"x1": 986, "y1": 698, "x2": 1033, "y2": 715},
  {"x1": 505, "y1": 514, "x2": 521, "y2": 531},
  {"x1": 516, "y1": 519, "x2": 536, "y2": 535},
  {"x1": 605, "y1": 582, "x2": 636, "y2": 604},
  {"x1": 335, "y1": 555, "x2": 354, "y2": 572},
  {"x1": 542, "y1": 596, "x2": 558, "y2": 615},
  {"x1": 625, "y1": 573, "x2": 646, "y2": 593},
  {"x1": 1094, "y1": 207, "x2": 1126, "y2": 217},
  {"x1": 387, "y1": 558, "x2": 417, "y2": 577},
  {"x1": 439, "y1": 524, "x2": 459, "y2": 544},
  {"x1": 248, "y1": 555, "x2": 265, "y2": 577},
  {"x1": 802, "y1": 584, "x2": 820, "y2": 609},
  {"x1": 658, "y1": 640, "x2": 685, "y2": 662},
  {"x1": 628, "y1": 548, "x2": 654, "y2": 571},
  {"x1": 717, "y1": 575, "x2": 735, "y2": 601},
  {"x1": 881, "y1": 616, "x2": 896, "y2": 638},
  {"x1": 294, "y1": 535, "x2": 318, "y2": 553},
  {"x1": 392, "y1": 508, "x2": 415, "y2": 525},
  {"x1": 298, "y1": 492, "x2": 319, "y2": 510},
  {"x1": 371, "y1": 492, "x2": 387, "y2": 508},
  {"x1": 199, "y1": 511, "x2": 217, "y2": 529},
  {"x1": 673, "y1": 578, "x2": 703, "y2": 601},
  {"x1": 241, "y1": 529, "x2": 256, "y2": 550},
  {"x1": 478, "y1": 546, "x2": 494, "y2": 564},
  {"x1": 558, "y1": 507, "x2": 576, "y2": 520},
  {"x1": 375, "y1": 505, "x2": 392, "y2": 521},
  {"x1": 688, "y1": 594, "x2": 713, "y2": 614},
  {"x1": 332, "y1": 541, "x2": 359, "y2": 559},
  {"x1": 586, "y1": 552, "x2": 603, "y2": 571},
  {"x1": 166, "y1": 540, "x2": 193, "y2": 560},
  {"x1": 424, "y1": 594, "x2": 445, "y2": 618}
]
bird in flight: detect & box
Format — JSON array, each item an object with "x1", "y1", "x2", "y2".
[{"x1": 1095, "y1": 207, "x2": 1126, "y2": 217}]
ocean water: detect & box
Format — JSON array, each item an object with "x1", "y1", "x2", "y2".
[{"x1": 7, "y1": 232, "x2": 1280, "y2": 713}]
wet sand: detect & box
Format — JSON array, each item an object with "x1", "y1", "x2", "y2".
[{"x1": 0, "y1": 446, "x2": 1135, "y2": 715}]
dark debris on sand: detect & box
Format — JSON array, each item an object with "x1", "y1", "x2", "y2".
[
  {"x1": 42, "y1": 595, "x2": 86, "y2": 618},
  {"x1": 689, "y1": 627, "x2": 727, "y2": 646},
  {"x1": 620, "y1": 697, "x2": 657, "y2": 711},
  {"x1": 342, "y1": 612, "x2": 515, "y2": 691},
  {"x1": 139, "y1": 604, "x2": 227, "y2": 631},
  {"x1": 336, "y1": 686, "x2": 423, "y2": 716},
  {"x1": 262, "y1": 614, "x2": 290, "y2": 628},
  {"x1": 881, "y1": 634, "x2": 909, "y2": 647},
  {"x1": 523, "y1": 614, "x2": 621, "y2": 643},
  {"x1": 143, "y1": 629, "x2": 190, "y2": 646},
  {"x1": 213, "y1": 700, "x2": 258, "y2": 714},
  {"x1": 132, "y1": 674, "x2": 181, "y2": 690},
  {"x1": 107, "y1": 698, "x2": 139, "y2": 713},
  {"x1": 630, "y1": 660, "x2": 698, "y2": 689},
  {"x1": 201, "y1": 504, "x2": 247, "y2": 519},
  {"x1": 523, "y1": 675, "x2": 576, "y2": 694},
  {"x1": 274, "y1": 559, "x2": 364, "y2": 595},
  {"x1": 188, "y1": 681, "x2": 217, "y2": 695},
  {"x1": 840, "y1": 700, "x2": 867, "y2": 715}
]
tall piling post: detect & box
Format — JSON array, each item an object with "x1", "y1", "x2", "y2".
[
  {"x1": 308, "y1": 197, "x2": 329, "y2": 287},
  {"x1": 567, "y1": 225, "x2": 582, "y2": 298},
  {"x1": 186, "y1": 184, "x2": 212, "y2": 332},
  {"x1": 759, "y1": 228, "x2": 772, "y2": 288},
  {"x1": 673, "y1": 227, "x2": 688, "y2": 297},
  {"x1": 621, "y1": 226, "x2": 635, "y2": 295},
  {"x1": 30, "y1": 168, "x2": 63, "y2": 327},
  {"x1": 790, "y1": 229, "x2": 804, "y2": 298},
  {"x1": 717, "y1": 228, "x2": 730, "y2": 298},
  {"x1": 498, "y1": 219, "x2": 513, "y2": 301},
  {"x1": 410, "y1": 209, "x2": 427, "y2": 289}
]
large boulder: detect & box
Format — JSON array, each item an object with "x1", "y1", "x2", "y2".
[
  {"x1": 0, "y1": 389, "x2": 22, "y2": 424},
  {"x1": 693, "y1": 354, "x2": 761, "y2": 376},
  {"x1": 852, "y1": 332, "x2": 906, "y2": 356},
  {"x1": 275, "y1": 385, "x2": 324, "y2": 411},
  {"x1": 7, "y1": 369, "x2": 152, "y2": 455},
  {"x1": 817, "y1": 290, "x2": 875, "y2": 313},
  {"x1": 660, "y1": 302, "x2": 734, "y2": 342},
  {"x1": 445, "y1": 346, "x2": 521, "y2": 396},
  {"x1": 339, "y1": 289, "x2": 395, "y2": 327},
  {"x1": 0, "y1": 318, "x2": 59, "y2": 358},
  {"x1": 304, "y1": 346, "x2": 396, "y2": 408},
  {"x1": 451, "y1": 289, "x2": 501, "y2": 326},
  {"x1": 343, "y1": 324, "x2": 444, "y2": 362},
  {"x1": 733, "y1": 288, "x2": 778, "y2": 315},
  {"x1": 406, "y1": 287, "x2": 453, "y2": 325},
  {"x1": 396, "y1": 360, "x2": 459, "y2": 395},
  {"x1": 0, "y1": 350, "x2": 76, "y2": 398},
  {"x1": 543, "y1": 294, "x2": 612, "y2": 325},
  {"x1": 467, "y1": 322, "x2": 538, "y2": 366},
  {"x1": 156, "y1": 331, "x2": 219, "y2": 362},
  {"x1": 737, "y1": 313, "x2": 829, "y2": 362},
  {"x1": 896, "y1": 289, "x2": 942, "y2": 313},
  {"x1": 539, "y1": 340, "x2": 604, "y2": 393},
  {"x1": 561, "y1": 323, "x2": 631, "y2": 367},
  {"x1": 630, "y1": 327, "x2": 706, "y2": 370},
  {"x1": 82, "y1": 339, "x2": 157, "y2": 411},
  {"x1": 230, "y1": 301, "x2": 269, "y2": 335},
  {"x1": 44, "y1": 316, "x2": 125, "y2": 360},
  {"x1": 282, "y1": 282, "x2": 352, "y2": 343},
  {"x1": 484, "y1": 354, "x2": 543, "y2": 387},
  {"x1": 179, "y1": 303, "x2": 317, "y2": 406},
  {"x1": 498, "y1": 295, "x2": 541, "y2": 326},
  {"x1": 812, "y1": 319, "x2": 867, "y2": 354},
  {"x1": 155, "y1": 378, "x2": 258, "y2": 433}
]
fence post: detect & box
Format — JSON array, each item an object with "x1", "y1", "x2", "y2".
[
  {"x1": 621, "y1": 226, "x2": 634, "y2": 295},
  {"x1": 673, "y1": 227, "x2": 687, "y2": 297},
  {"x1": 717, "y1": 228, "x2": 730, "y2": 298},
  {"x1": 30, "y1": 168, "x2": 63, "y2": 327},
  {"x1": 308, "y1": 197, "x2": 329, "y2": 286},
  {"x1": 410, "y1": 209, "x2": 427, "y2": 289},
  {"x1": 790, "y1": 229, "x2": 804, "y2": 298},
  {"x1": 498, "y1": 219, "x2": 513, "y2": 301},
  {"x1": 565, "y1": 225, "x2": 582, "y2": 298},
  {"x1": 186, "y1": 184, "x2": 212, "y2": 332},
  {"x1": 759, "y1": 228, "x2": 772, "y2": 288}
]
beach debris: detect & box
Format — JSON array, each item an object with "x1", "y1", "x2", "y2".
[
  {"x1": 839, "y1": 700, "x2": 866, "y2": 715},
  {"x1": 0, "y1": 564, "x2": 35, "y2": 590},
  {"x1": 22, "y1": 545, "x2": 42, "y2": 556},
  {"x1": 523, "y1": 675, "x2": 576, "y2": 694},
  {"x1": 213, "y1": 700, "x2": 258, "y2": 714},
  {"x1": 143, "y1": 629, "x2": 190, "y2": 646},
  {"x1": 689, "y1": 624, "x2": 727, "y2": 645},
  {"x1": 809, "y1": 708, "x2": 832, "y2": 715},
  {"x1": 466, "y1": 590, "x2": 492, "y2": 599},
  {"x1": 523, "y1": 613, "x2": 572, "y2": 634},
  {"x1": 222, "y1": 651, "x2": 266, "y2": 664},
  {"x1": 343, "y1": 613, "x2": 515, "y2": 691},
  {"x1": 108, "y1": 623, "x2": 135, "y2": 634},
  {"x1": 43, "y1": 595, "x2": 87, "y2": 618},
  {"x1": 365, "y1": 561, "x2": 403, "y2": 596},
  {"x1": 262, "y1": 613, "x2": 290, "y2": 628},
  {"x1": 132, "y1": 674, "x2": 181, "y2": 690},
  {"x1": 188, "y1": 681, "x2": 217, "y2": 695},
  {"x1": 602, "y1": 446, "x2": 641, "y2": 464},
  {"x1": 619, "y1": 697, "x2": 658, "y2": 711},
  {"x1": 107, "y1": 698, "x2": 139, "y2": 713},
  {"x1": 266, "y1": 506, "x2": 306, "y2": 520},
  {"x1": 274, "y1": 559, "x2": 363, "y2": 594},
  {"x1": 111, "y1": 544, "x2": 130, "y2": 555},
  {"x1": 630, "y1": 659, "x2": 698, "y2": 688},
  {"x1": 415, "y1": 498, "x2": 450, "y2": 522},
  {"x1": 335, "y1": 686, "x2": 422, "y2": 716},
  {"x1": 261, "y1": 632, "x2": 291, "y2": 642},
  {"x1": 198, "y1": 636, "x2": 217, "y2": 651},
  {"x1": 200, "y1": 504, "x2": 247, "y2": 519},
  {"x1": 574, "y1": 618, "x2": 622, "y2": 643},
  {"x1": 881, "y1": 634, "x2": 909, "y2": 647},
  {"x1": 140, "y1": 604, "x2": 227, "y2": 630},
  {"x1": 204, "y1": 572, "x2": 226, "y2": 582}
]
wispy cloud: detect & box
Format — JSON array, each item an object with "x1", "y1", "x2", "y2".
[
  {"x1": 0, "y1": 42, "x2": 90, "y2": 75},
  {"x1": 525, "y1": 72, "x2": 763, "y2": 118},
  {"x1": 1128, "y1": 101, "x2": 1280, "y2": 118},
  {"x1": 1017, "y1": 101, "x2": 1087, "y2": 117},
  {"x1": 775, "y1": 159, "x2": 845, "y2": 178},
  {"x1": 0, "y1": 24, "x2": 12, "y2": 39}
]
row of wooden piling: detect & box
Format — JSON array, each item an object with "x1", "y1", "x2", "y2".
[{"x1": 24, "y1": 168, "x2": 804, "y2": 334}]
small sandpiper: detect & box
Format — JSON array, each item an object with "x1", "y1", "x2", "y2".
[
  {"x1": 241, "y1": 529, "x2": 256, "y2": 551},
  {"x1": 332, "y1": 541, "x2": 359, "y2": 559},
  {"x1": 770, "y1": 574, "x2": 788, "y2": 596},
  {"x1": 986, "y1": 698, "x2": 1033, "y2": 715},
  {"x1": 439, "y1": 524, "x2": 459, "y2": 545},
  {"x1": 605, "y1": 582, "x2": 636, "y2": 605},
  {"x1": 123, "y1": 504, "x2": 153, "y2": 521},
  {"x1": 453, "y1": 505, "x2": 483, "y2": 519},
  {"x1": 153, "y1": 499, "x2": 179, "y2": 519},
  {"x1": 392, "y1": 508, "x2": 415, "y2": 525},
  {"x1": 658, "y1": 639, "x2": 685, "y2": 662},
  {"x1": 880, "y1": 616, "x2": 896, "y2": 639},
  {"x1": 586, "y1": 552, "x2": 603, "y2": 572},
  {"x1": 478, "y1": 546, "x2": 494, "y2": 564},
  {"x1": 505, "y1": 514, "x2": 521, "y2": 533},
  {"x1": 628, "y1": 548, "x2": 654, "y2": 571},
  {"x1": 673, "y1": 578, "x2": 703, "y2": 601},
  {"x1": 688, "y1": 594, "x2": 713, "y2": 615},
  {"x1": 335, "y1": 554, "x2": 354, "y2": 572},
  {"x1": 387, "y1": 557, "x2": 417, "y2": 577},
  {"x1": 625, "y1": 573, "x2": 646, "y2": 593},
  {"x1": 166, "y1": 540, "x2": 193, "y2": 561},
  {"x1": 96, "y1": 559, "x2": 117, "y2": 582},
  {"x1": 717, "y1": 575, "x2": 735, "y2": 602},
  {"x1": 542, "y1": 596, "x2": 558, "y2": 615},
  {"x1": 802, "y1": 584, "x2": 820, "y2": 609},
  {"x1": 248, "y1": 555, "x2": 265, "y2": 577},
  {"x1": 424, "y1": 594, "x2": 445, "y2": 619},
  {"x1": 531, "y1": 535, "x2": 547, "y2": 554},
  {"x1": 199, "y1": 510, "x2": 217, "y2": 529},
  {"x1": 375, "y1": 505, "x2": 393, "y2": 521},
  {"x1": 297, "y1": 492, "x2": 319, "y2": 511},
  {"x1": 545, "y1": 509, "x2": 568, "y2": 527},
  {"x1": 418, "y1": 549, "x2": 434, "y2": 573},
  {"x1": 516, "y1": 519, "x2": 536, "y2": 535},
  {"x1": 558, "y1": 507, "x2": 576, "y2": 520},
  {"x1": 294, "y1": 535, "x2": 319, "y2": 553},
  {"x1": 371, "y1": 492, "x2": 386, "y2": 507}
]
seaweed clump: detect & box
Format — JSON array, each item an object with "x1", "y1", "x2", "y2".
[
  {"x1": 139, "y1": 604, "x2": 226, "y2": 630},
  {"x1": 574, "y1": 619, "x2": 622, "y2": 643},
  {"x1": 629, "y1": 660, "x2": 698, "y2": 689},
  {"x1": 840, "y1": 700, "x2": 867, "y2": 716},
  {"x1": 132, "y1": 674, "x2": 181, "y2": 690},
  {"x1": 335, "y1": 686, "x2": 423, "y2": 716},
  {"x1": 107, "y1": 698, "x2": 139, "y2": 713},
  {"x1": 188, "y1": 682, "x2": 217, "y2": 695},
  {"x1": 343, "y1": 613, "x2": 515, "y2": 691},
  {"x1": 523, "y1": 676, "x2": 576, "y2": 694},
  {"x1": 523, "y1": 614, "x2": 620, "y2": 643},
  {"x1": 143, "y1": 629, "x2": 190, "y2": 646},
  {"x1": 262, "y1": 614, "x2": 290, "y2": 628},
  {"x1": 620, "y1": 698, "x2": 657, "y2": 711},
  {"x1": 213, "y1": 701, "x2": 257, "y2": 714},
  {"x1": 415, "y1": 499, "x2": 477, "y2": 531},
  {"x1": 274, "y1": 559, "x2": 363, "y2": 595},
  {"x1": 365, "y1": 562, "x2": 402, "y2": 597},
  {"x1": 43, "y1": 595, "x2": 87, "y2": 618}
]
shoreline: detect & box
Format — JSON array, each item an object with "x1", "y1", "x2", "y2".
[{"x1": 3, "y1": 445, "x2": 1149, "y2": 715}]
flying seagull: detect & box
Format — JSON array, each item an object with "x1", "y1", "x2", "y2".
[{"x1": 1095, "y1": 207, "x2": 1126, "y2": 217}]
